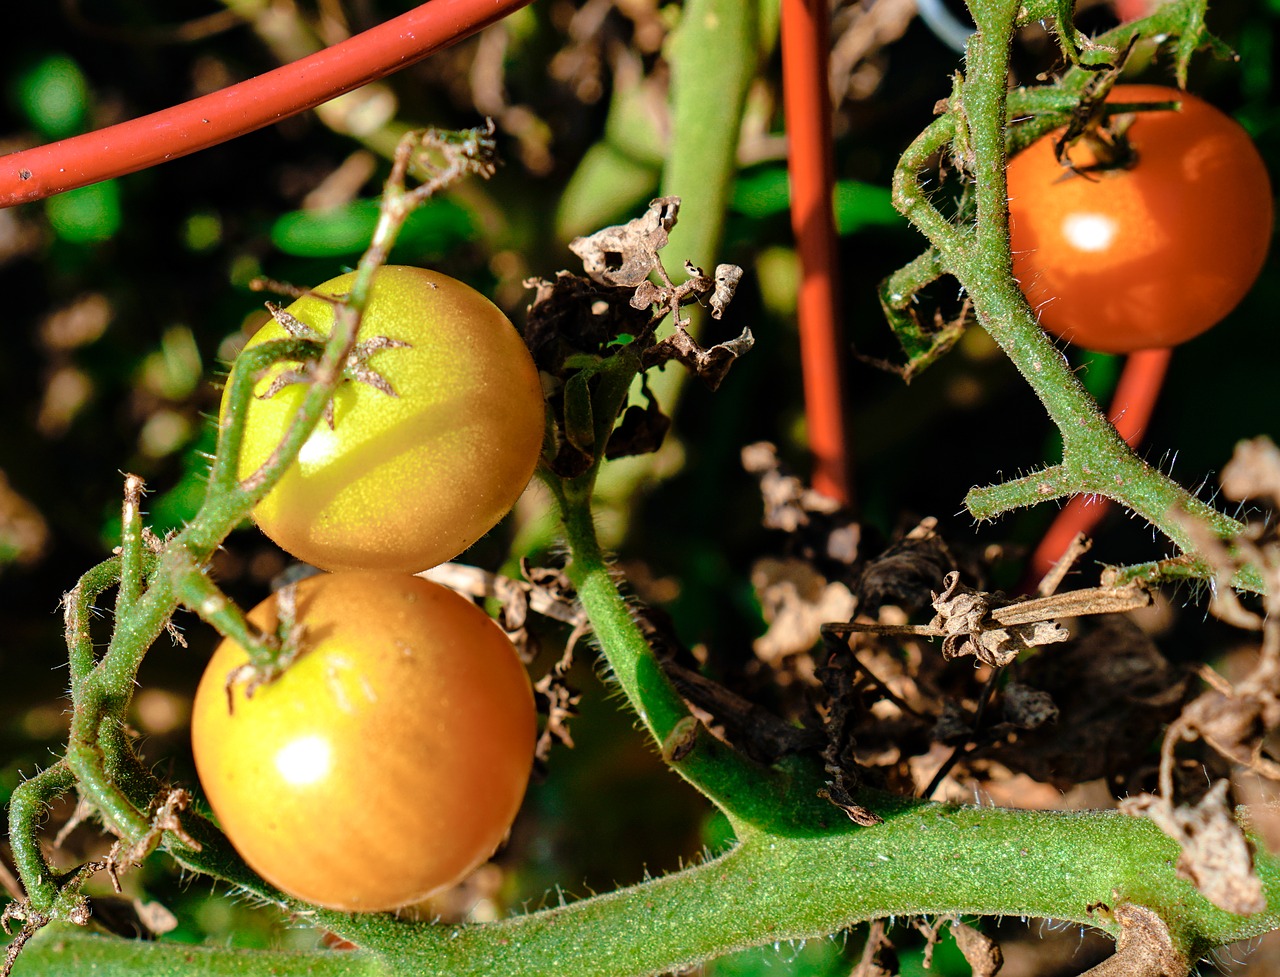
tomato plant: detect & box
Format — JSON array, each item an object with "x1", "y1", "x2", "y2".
[
  {"x1": 190, "y1": 571, "x2": 537, "y2": 912},
  {"x1": 1007, "y1": 84, "x2": 1273, "y2": 353},
  {"x1": 224, "y1": 265, "x2": 545, "y2": 573}
]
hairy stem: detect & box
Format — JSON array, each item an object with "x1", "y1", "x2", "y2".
[{"x1": 29, "y1": 802, "x2": 1278, "y2": 977}]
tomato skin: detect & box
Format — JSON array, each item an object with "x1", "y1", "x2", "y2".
[
  {"x1": 225, "y1": 266, "x2": 544, "y2": 573},
  {"x1": 190, "y1": 572, "x2": 536, "y2": 912},
  {"x1": 1008, "y1": 85, "x2": 1273, "y2": 353}
]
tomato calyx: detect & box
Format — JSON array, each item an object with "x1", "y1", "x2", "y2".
[
  {"x1": 221, "y1": 581, "x2": 308, "y2": 709},
  {"x1": 1052, "y1": 84, "x2": 1182, "y2": 178},
  {"x1": 256, "y1": 301, "x2": 411, "y2": 428}
]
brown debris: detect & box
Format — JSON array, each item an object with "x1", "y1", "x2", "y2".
[
  {"x1": 523, "y1": 271, "x2": 654, "y2": 374},
  {"x1": 855, "y1": 518, "x2": 955, "y2": 615},
  {"x1": 569, "y1": 196, "x2": 680, "y2": 288},
  {"x1": 741, "y1": 442, "x2": 843, "y2": 534},
  {"x1": 1077, "y1": 904, "x2": 1189, "y2": 977},
  {"x1": 851, "y1": 920, "x2": 899, "y2": 977},
  {"x1": 751, "y1": 557, "x2": 857, "y2": 664},
  {"x1": 997, "y1": 615, "x2": 1189, "y2": 790},
  {"x1": 1120, "y1": 781, "x2": 1264, "y2": 916},
  {"x1": 641, "y1": 310, "x2": 753, "y2": 391},
  {"x1": 1000, "y1": 682, "x2": 1058, "y2": 731},
  {"x1": 930, "y1": 572, "x2": 1069, "y2": 668},
  {"x1": 951, "y1": 919, "x2": 1003, "y2": 977}
]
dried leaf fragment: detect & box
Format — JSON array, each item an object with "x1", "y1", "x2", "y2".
[
  {"x1": 951, "y1": 920, "x2": 1003, "y2": 977},
  {"x1": 752, "y1": 557, "x2": 857, "y2": 663},
  {"x1": 930, "y1": 572, "x2": 1068, "y2": 667},
  {"x1": 569, "y1": 196, "x2": 680, "y2": 287},
  {"x1": 642, "y1": 321, "x2": 754, "y2": 390},
  {"x1": 1220, "y1": 436, "x2": 1280, "y2": 506},
  {"x1": 1119, "y1": 780, "x2": 1265, "y2": 915}
]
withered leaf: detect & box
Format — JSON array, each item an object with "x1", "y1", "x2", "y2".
[
  {"x1": 1220, "y1": 436, "x2": 1280, "y2": 505},
  {"x1": 995, "y1": 615, "x2": 1189, "y2": 790},
  {"x1": 856, "y1": 518, "x2": 955, "y2": 614},
  {"x1": 642, "y1": 323, "x2": 754, "y2": 391},
  {"x1": 523, "y1": 271, "x2": 653, "y2": 374},
  {"x1": 604, "y1": 398, "x2": 670, "y2": 460},
  {"x1": 751, "y1": 557, "x2": 857, "y2": 663},
  {"x1": 710, "y1": 263, "x2": 743, "y2": 319},
  {"x1": 569, "y1": 196, "x2": 680, "y2": 287},
  {"x1": 951, "y1": 921, "x2": 1003, "y2": 977},
  {"x1": 930, "y1": 573, "x2": 1068, "y2": 668},
  {"x1": 741, "y1": 442, "x2": 842, "y2": 533},
  {"x1": 1120, "y1": 780, "x2": 1265, "y2": 916}
]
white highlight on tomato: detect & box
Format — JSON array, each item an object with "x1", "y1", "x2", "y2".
[
  {"x1": 274, "y1": 735, "x2": 332, "y2": 786},
  {"x1": 297, "y1": 424, "x2": 338, "y2": 469},
  {"x1": 1061, "y1": 212, "x2": 1118, "y2": 253}
]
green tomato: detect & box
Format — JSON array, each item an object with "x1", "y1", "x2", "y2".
[{"x1": 223, "y1": 266, "x2": 544, "y2": 572}]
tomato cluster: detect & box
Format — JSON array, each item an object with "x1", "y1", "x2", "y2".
[
  {"x1": 1008, "y1": 85, "x2": 1273, "y2": 354},
  {"x1": 194, "y1": 267, "x2": 543, "y2": 911}
]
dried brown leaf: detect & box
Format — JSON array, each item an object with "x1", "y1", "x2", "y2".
[
  {"x1": 930, "y1": 573, "x2": 1068, "y2": 668},
  {"x1": 642, "y1": 322, "x2": 754, "y2": 390},
  {"x1": 741, "y1": 442, "x2": 841, "y2": 533},
  {"x1": 752, "y1": 557, "x2": 857, "y2": 663},
  {"x1": 569, "y1": 196, "x2": 680, "y2": 287},
  {"x1": 1220, "y1": 436, "x2": 1280, "y2": 506},
  {"x1": 1119, "y1": 780, "x2": 1264, "y2": 915},
  {"x1": 997, "y1": 616, "x2": 1189, "y2": 790},
  {"x1": 856, "y1": 518, "x2": 955, "y2": 615},
  {"x1": 951, "y1": 920, "x2": 1003, "y2": 977}
]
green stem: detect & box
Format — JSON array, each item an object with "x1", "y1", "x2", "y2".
[
  {"x1": 550, "y1": 472, "x2": 834, "y2": 835},
  {"x1": 7, "y1": 763, "x2": 76, "y2": 912},
  {"x1": 36, "y1": 802, "x2": 1271, "y2": 977},
  {"x1": 63, "y1": 557, "x2": 125, "y2": 697},
  {"x1": 892, "y1": 0, "x2": 1258, "y2": 587}
]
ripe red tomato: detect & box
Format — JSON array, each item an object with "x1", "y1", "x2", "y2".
[
  {"x1": 224, "y1": 266, "x2": 545, "y2": 573},
  {"x1": 190, "y1": 571, "x2": 536, "y2": 912},
  {"x1": 1007, "y1": 85, "x2": 1273, "y2": 353}
]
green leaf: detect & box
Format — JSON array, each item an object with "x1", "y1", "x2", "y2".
[
  {"x1": 45, "y1": 180, "x2": 122, "y2": 244},
  {"x1": 270, "y1": 197, "x2": 474, "y2": 258},
  {"x1": 730, "y1": 167, "x2": 900, "y2": 234},
  {"x1": 13, "y1": 54, "x2": 89, "y2": 139}
]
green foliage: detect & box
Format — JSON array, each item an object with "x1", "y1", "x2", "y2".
[
  {"x1": 44, "y1": 181, "x2": 121, "y2": 244},
  {"x1": 270, "y1": 197, "x2": 475, "y2": 259},
  {"x1": 11, "y1": 54, "x2": 89, "y2": 140}
]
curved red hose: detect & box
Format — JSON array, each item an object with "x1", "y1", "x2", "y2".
[{"x1": 0, "y1": 0, "x2": 532, "y2": 207}]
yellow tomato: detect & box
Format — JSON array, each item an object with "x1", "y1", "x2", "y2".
[
  {"x1": 190, "y1": 571, "x2": 536, "y2": 912},
  {"x1": 224, "y1": 266, "x2": 544, "y2": 572}
]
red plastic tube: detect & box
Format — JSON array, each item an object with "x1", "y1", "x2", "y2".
[
  {"x1": 781, "y1": 0, "x2": 851, "y2": 506},
  {"x1": 1027, "y1": 347, "x2": 1172, "y2": 582},
  {"x1": 0, "y1": 0, "x2": 533, "y2": 207}
]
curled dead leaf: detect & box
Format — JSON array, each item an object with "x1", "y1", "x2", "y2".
[{"x1": 1119, "y1": 781, "x2": 1265, "y2": 916}]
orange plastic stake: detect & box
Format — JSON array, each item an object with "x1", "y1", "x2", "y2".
[{"x1": 782, "y1": 0, "x2": 852, "y2": 506}]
